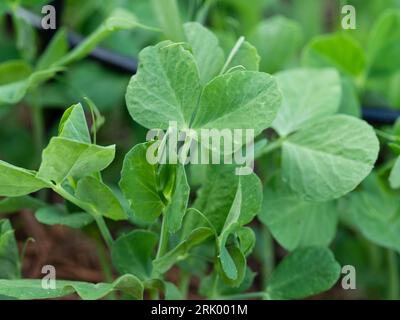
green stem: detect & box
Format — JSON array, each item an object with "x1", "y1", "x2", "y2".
[
  {"x1": 260, "y1": 225, "x2": 275, "y2": 288},
  {"x1": 156, "y1": 214, "x2": 169, "y2": 260},
  {"x1": 220, "y1": 36, "x2": 245, "y2": 75},
  {"x1": 255, "y1": 137, "x2": 285, "y2": 159},
  {"x1": 95, "y1": 240, "x2": 116, "y2": 300},
  {"x1": 94, "y1": 215, "x2": 114, "y2": 249},
  {"x1": 51, "y1": 184, "x2": 114, "y2": 248},
  {"x1": 31, "y1": 91, "x2": 45, "y2": 163},
  {"x1": 387, "y1": 249, "x2": 399, "y2": 300}
]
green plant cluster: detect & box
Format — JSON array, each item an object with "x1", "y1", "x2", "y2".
[{"x1": 0, "y1": 0, "x2": 400, "y2": 300}]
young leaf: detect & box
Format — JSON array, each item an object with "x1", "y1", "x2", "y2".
[
  {"x1": 367, "y1": 9, "x2": 400, "y2": 75},
  {"x1": 217, "y1": 245, "x2": 246, "y2": 287},
  {"x1": 164, "y1": 164, "x2": 190, "y2": 233},
  {"x1": 249, "y1": 16, "x2": 302, "y2": 73},
  {"x1": 35, "y1": 205, "x2": 93, "y2": 229},
  {"x1": 75, "y1": 176, "x2": 127, "y2": 221},
  {"x1": 191, "y1": 71, "x2": 281, "y2": 137},
  {"x1": 281, "y1": 115, "x2": 379, "y2": 201},
  {"x1": 338, "y1": 76, "x2": 361, "y2": 117},
  {"x1": 259, "y1": 177, "x2": 337, "y2": 251},
  {"x1": 186, "y1": 165, "x2": 262, "y2": 235},
  {"x1": 0, "y1": 219, "x2": 20, "y2": 279},
  {"x1": 0, "y1": 274, "x2": 143, "y2": 300},
  {"x1": 302, "y1": 33, "x2": 366, "y2": 77},
  {"x1": 0, "y1": 60, "x2": 61, "y2": 106},
  {"x1": 153, "y1": 225, "x2": 214, "y2": 275},
  {"x1": 120, "y1": 142, "x2": 165, "y2": 223},
  {"x1": 37, "y1": 137, "x2": 115, "y2": 184},
  {"x1": 237, "y1": 227, "x2": 256, "y2": 256},
  {"x1": 58, "y1": 103, "x2": 91, "y2": 143},
  {"x1": 57, "y1": 9, "x2": 140, "y2": 66},
  {"x1": 272, "y1": 68, "x2": 341, "y2": 136},
  {"x1": 0, "y1": 161, "x2": 47, "y2": 197},
  {"x1": 184, "y1": 22, "x2": 225, "y2": 84},
  {"x1": 266, "y1": 247, "x2": 341, "y2": 300},
  {"x1": 126, "y1": 41, "x2": 202, "y2": 130},
  {"x1": 111, "y1": 230, "x2": 158, "y2": 280}
]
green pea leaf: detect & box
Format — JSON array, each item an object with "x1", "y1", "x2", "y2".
[
  {"x1": 259, "y1": 177, "x2": 337, "y2": 251},
  {"x1": 187, "y1": 165, "x2": 262, "y2": 234},
  {"x1": 75, "y1": 176, "x2": 127, "y2": 221},
  {"x1": 0, "y1": 274, "x2": 143, "y2": 300},
  {"x1": 153, "y1": 224, "x2": 214, "y2": 275},
  {"x1": 0, "y1": 219, "x2": 20, "y2": 279},
  {"x1": 35, "y1": 205, "x2": 93, "y2": 229},
  {"x1": 164, "y1": 164, "x2": 190, "y2": 233},
  {"x1": 338, "y1": 76, "x2": 360, "y2": 117},
  {"x1": 266, "y1": 247, "x2": 341, "y2": 300},
  {"x1": 272, "y1": 68, "x2": 341, "y2": 136},
  {"x1": 58, "y1": 103, "x2": 91, "y2": 143},
  {"x1": 184, "y1": 22, "x2": 225, "y2": 84},
  {"x1": 0, "y1": 60, "x2": 61, "y2": 106},
  {"x1": 37, "y1": 28, "x2": 68, "y2": 70},
  {"x1": 112, "y1": 230, "x2": 158, "y2": 280},
  {"x1": 281, "y1": 115, "x2": 379, "y2": 201},
  {"x1": 164, "y1": 282, "x2": 184, "y2": 300},
  {"x1": 302, "y1": 33, "x2": 366, "y2": 77},
  {"x1": 342, "y1": 175, "x2": 400, "y2": 252},
  {"x1": 0, "y1": 196, "x2": 45, "y2": 214},
  {"x1": 0, "y1": 161, "x2": 47, "y2": 197},
  {"x1": 225, "y1": 41, "x2": 260, "y2": 72},
  {"x1": 192, "y1": 71, "x2": 281, "y2": 137},
  {"x1": 249, "y1": 16, "x2": 302, "y2": 73},
  {"x1": 120, "y1": 142, "x2": 165, "y2": 223},
  {"x1": 215, "y1": 179, "x2": 252, "y2": 286},
  {"x1": 37, "y1": 137, "x2": 115, "y2": 184},
  {"x1": 367, "y1": 9, "x2": 400, "y2": 76},
  {"x1": 237, "y1": 227, "x2": 256, "y2": 256},
  {"x1": 126, "y1": 42, "x2": 202, "y2": 130},
  {"x1": 200, "y1": 267, "x2": 256, "y2": 298}
]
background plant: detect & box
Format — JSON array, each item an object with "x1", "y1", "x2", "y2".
[{"x1": 0, "y1": 0, "x2": 399, "y2": 300}]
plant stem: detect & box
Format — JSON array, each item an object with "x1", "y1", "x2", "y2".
[
  {"x1": 213, "y1": 291, "x2": 267, "y2": 300},
  {"x1": 95, "y1": 240, "x2": 116, "y2": 300},
  {"x1": 51, "y1": 184, "x2": 114, "y2": 248},
  {"x1": 156, "y1": 214, "x2": 169, "y2": 260},
  {"x1": 178, "y1": 270, "x2": 191, "y2": 299},
  {"x1": 220, "y1": 36, "x2": 245, "y2": 75},
  {"x1": 387, "y1": 249, "x2": 399, "y2": 300},
  {"x1": 93, "y1": 215, "x2": 114, "y2": 249},
  {"x1": 31, "y1": 90, "x2": 45, "y2": 164},
  {"x1": 260, "y1": 225, "x2": 275, "y2": 288},
  {"x1": 255, "y1": 137, "x2": 285, "y2": 159}
]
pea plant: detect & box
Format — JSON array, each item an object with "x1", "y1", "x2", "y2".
[{"x1": 0, "y1": 7, "x2": 383, "y2": 299}]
